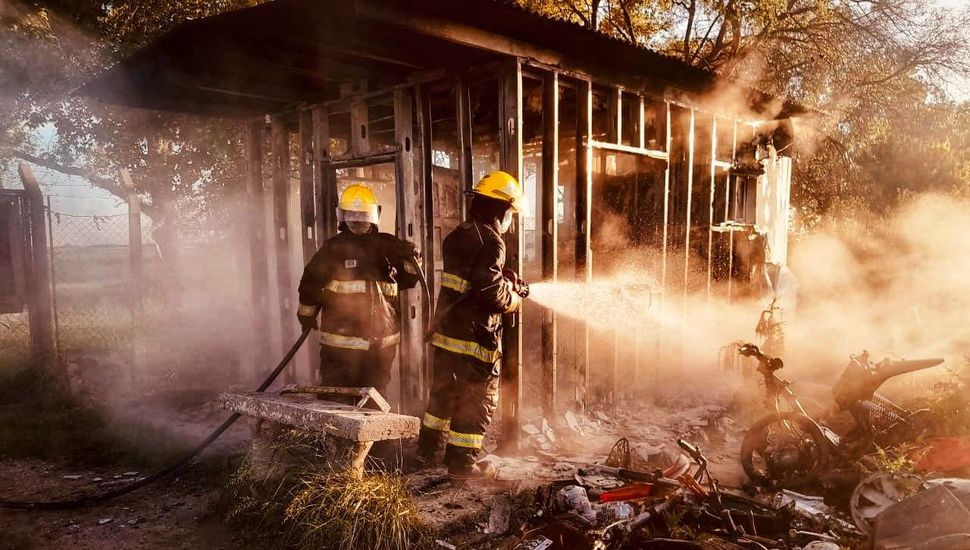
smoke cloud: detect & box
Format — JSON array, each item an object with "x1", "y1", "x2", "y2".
[{"x1": 529, "y1": 193, "x2": 969, "y2": 395}]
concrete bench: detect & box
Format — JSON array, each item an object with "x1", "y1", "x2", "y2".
[{"x1": 220, "y1": 387, "x2": 420, "y2": 476}]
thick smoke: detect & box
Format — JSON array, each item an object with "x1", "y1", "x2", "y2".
[{"x1": 530, "y1": 193, "x2": 969, "y2": 395}]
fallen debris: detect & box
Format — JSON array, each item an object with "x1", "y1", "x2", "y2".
[
  {"x1": 872, "y1": 479, "x2": 970, "y2": 550},
  {"x1": 553, "y1": 485, "x2": 597, "y2": 524},
  {"x1": 775, "y1": 489, "x2": 860, "y2": 535},
  {"x1": 486, "y1": 495, "x2": 511, "y2": 535},
  {"x1": 513, "y1": 535, "x2": 554, "y2": 550}
]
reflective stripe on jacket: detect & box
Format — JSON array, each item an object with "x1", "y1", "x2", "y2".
[
  {"x1": 320, "y1": 331, "x2": 401, "y2": 351},
  {"x1": 432, "y1": 219, "x2": 519, "y2": 368},
  {"x1": 298, "y1": 228, "x2": 419, "y2": 346},
  {"x1": 430, "y1": 332, "x2": 501, "y2": 364}
]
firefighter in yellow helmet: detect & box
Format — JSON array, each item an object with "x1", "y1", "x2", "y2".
[
  {"x1": 414, "y1": 171, "x2": 530, "y2": 479},
  {"x1": 296, "y1": 184, "x2": 419, "y2": 414}
]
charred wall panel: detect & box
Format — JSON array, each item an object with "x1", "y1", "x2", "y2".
[
  {"x1": 0, "y1": 193, "x2": 27, "y2": 314},
  {"x1": 666, "y1": 106, "x2": 692, "y2": 299},
  {"x1": 689, "y1": 113, "x2": 712, "y2": 295}
]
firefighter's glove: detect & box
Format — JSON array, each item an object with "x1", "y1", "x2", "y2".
[
  {"x1": 502, "y1": 268, "x2": 519, "y2": 284},
  {"x1": 297, "y1": 312, "x2": 319, "y2": 331},
  {"x1": 503, "y1": 269, "x2": 529, "y2": 298},
  {"x1": 393, "y1": 240, "x2": 421, "y2": 275},
  {"x1": 395, "y1": 240, "x2": 420, "y2": 260}
]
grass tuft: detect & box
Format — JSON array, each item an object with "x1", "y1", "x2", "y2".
[
  {"x1": 0, "y1": 357, "x2": 184, "y2": 467},
  {"x1": 224, "y1": 429, "x2": 430, "y2": 550},
  {"x1": 285, "y1": 470, "x2": 430, "y2": 550}
]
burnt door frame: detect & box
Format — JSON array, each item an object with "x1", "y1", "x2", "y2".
[{"x1": 321, "y1": 150, "x2": 419, "y2": 410}]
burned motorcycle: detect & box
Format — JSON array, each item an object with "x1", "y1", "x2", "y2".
[
  {"x1": 591, "y1": 439, "x2": 795, "y2": 550},
  {"x1": 737, "y1": 343, "x2": 942, "y2": 489}
]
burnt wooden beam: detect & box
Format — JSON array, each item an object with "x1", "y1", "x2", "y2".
[
  {"x1": 394, "y1": 87, "x2": 427, "y2": 415},
  {"x1": 498, "y1": 60, "x2": 523, "y2": 452},
  {"x1": 540, "y1": 70, "x2": 558, "y2": 420},
  {"x1": 299, "y1": 111, "x2": 317, "y2": 262},
  {"x1": 609, "y1": 87, "x2": 621, "y2": 145},
  {"x1": 312, "y1": 107, "x2": 336, "y2": 242},
  {"x1": 576, "y1": 79, "x2": 593, "y2": 411},
  {"x1": 661, "y1": 102, "x2": 671, "y2": 307},
  {"x1": 683, "y1": 109, "x2": 695, "y2": 299},
  {"x1": 298, "y1": 110, "x2": 321, "y2": 380},
  {"x1": 246, "y1": 121, "x2": 272, "y2": 379},
  {"x1": 638, "y1": 96, "x2": 646, "y2": 150},
  {"x1": 727, "y1": 120, "x2": 738, "y2": 304},
  {"x1": 588, "y1": 140, "x2": 668, "y2": 159},
  {"x1": 458, "y1": 78, "x2": 474, "y2": 194},
  {"x1": 707, "y1": 116, "x2": 717, "y2": 300},
  {"x1": 415, "y1": 84, "x2": 436, "y2": 389},
  {"x1": 350, "y1": 98, "x2": 370, "y2": 155},
  {"x1": 271, "y1": 117, "x2": 296, "y2": 376}
]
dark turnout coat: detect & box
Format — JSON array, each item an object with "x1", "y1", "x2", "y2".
[
  {"x1": 297, "y1": 228, "x2": 419, "y2": 354},
  {"x1": 430, "y1": 218, "x2": 521, "y2": 372}
]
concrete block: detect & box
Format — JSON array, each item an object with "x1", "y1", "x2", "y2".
[{"x1": 220, "y1": 392, "x2": 420, "y2": 442}]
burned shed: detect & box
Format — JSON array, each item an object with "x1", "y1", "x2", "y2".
[{"x1": 84, "y1": 0, "x2": 798, "y2": 444}]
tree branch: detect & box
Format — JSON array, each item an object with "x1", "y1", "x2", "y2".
[
  {"x1": 683, "y1": 0, "x2": 697, "y2": 62},
  {"x1": 5, "y1": 149, "x2": 161, "y2": 220}
]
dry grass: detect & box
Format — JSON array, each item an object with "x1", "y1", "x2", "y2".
[
  {"x1": 868, "y1": 446, "x2": 919, "y2": 476},
  {"x1": 285, "y1": 470, "x2": 430, "y2": 550},
  {"x1": 224, "y1": 429, "x2": 430, "y2": 550},
  {"x1": 927, "y1": 356, "x2": 970, "y2": 436}
]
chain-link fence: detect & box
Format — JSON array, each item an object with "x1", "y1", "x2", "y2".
[
  {"x1": 2, "y1": 181, "x2": 254, "y2": 393},
  {"x1": 47, "y1": 204, "x2": 254, "y2": 389},
  {"x1": 48, "y1": 212, "x2": 138, "y2": 356}
]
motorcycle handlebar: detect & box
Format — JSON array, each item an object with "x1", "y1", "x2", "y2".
[{"x1": 677, "y1": 439, "x2": 703, "y2": 462}]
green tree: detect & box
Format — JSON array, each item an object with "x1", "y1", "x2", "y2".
[
  {"x1": 517, "y1": 0, "x2": 970, "y2": 221},
  {"x1": 1, "y1": 1, "x2": 263, "y2": 225}
]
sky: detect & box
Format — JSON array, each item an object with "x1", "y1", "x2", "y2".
[{"x1": 931, "y1": 0, "x2": 970, "y2": 101}]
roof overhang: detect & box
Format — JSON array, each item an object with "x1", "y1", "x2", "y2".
[{"x1": 81, "y1": 0, "x2": 808, "y2": 119}]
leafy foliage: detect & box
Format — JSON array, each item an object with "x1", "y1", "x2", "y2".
[
  {"x1": 516, "y1": 0, "x2": 970, "y2": 223},
  {"x1": 1, "y1": 1, "x2": 265, "y2": 225},
  {"x1": 2, "y1": 0, "x2": 969, "y2": 227}
]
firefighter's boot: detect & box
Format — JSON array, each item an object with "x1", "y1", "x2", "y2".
[{"x1": 448, "y1": 459, "x2": 497, "y2": 481}]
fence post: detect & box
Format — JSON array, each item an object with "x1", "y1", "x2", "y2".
[
  {"x1": 17, "y1": 163, "x2": 56, "y2": 365},
  {"x1": 120, "y1": 169, "x2": 144, "y2": 381}
]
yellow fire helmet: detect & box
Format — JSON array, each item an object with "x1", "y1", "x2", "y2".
[
  {"x1": 471, "y1": 171, "x2": 527, "y2": 213},
  {"x1": 337, "y1": 184, "x2": 380, "y2": 224}
]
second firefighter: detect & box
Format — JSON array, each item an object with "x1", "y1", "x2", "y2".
[
  {"x1": 296, "y1": 184, "x2": 419, "y2": 401},
  {"x1": 415, "y1": 171, "x2": 530, "y2": 479}
]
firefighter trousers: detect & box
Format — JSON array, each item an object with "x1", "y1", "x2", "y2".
[
  {"x1": 319, "y1": 343, "x2": 398, "y2": 465},
  {"x1": 417, "y1": 348, "x2": 500, "y2": 468},
  {"x1": 319, "y1": 344, "x2": 395, "y2": 396}
]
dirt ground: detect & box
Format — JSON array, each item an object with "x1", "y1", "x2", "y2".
[
  {"x1": 0, "y1": 389, "x2": 265, "y2": 550},
  {"x1": 0, "y1": 379, "x2": 764, "y2": 550},
  {"x1": 0, "y1": 459, "x2": 262, "y2": 550}
]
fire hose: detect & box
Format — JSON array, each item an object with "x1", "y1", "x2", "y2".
[
  {"x1": 0, "y1": 328, "x2": 311, "y2": 510},
  {"x1": 1, "y1": 251, "x2": 433, "y2": 511}
]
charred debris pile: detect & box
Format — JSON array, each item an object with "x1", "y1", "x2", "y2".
[{"x1": 425, "y1": 347, "x2": 970, "y2": 550}]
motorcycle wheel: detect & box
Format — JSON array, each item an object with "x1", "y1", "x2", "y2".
[
  {"x1": 849, "y1": 472, "x2": 922, "y2": 534},
  {"x1": 740, "y1": 412, "x2": 829, "y2": 489}
]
